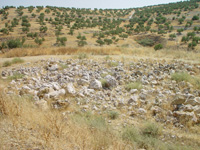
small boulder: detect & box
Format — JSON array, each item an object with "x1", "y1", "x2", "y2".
[{"x1": 89, "y1": 79, "x2": 102, "y2": 90}]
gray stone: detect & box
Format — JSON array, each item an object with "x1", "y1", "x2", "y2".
[{"x1": 105, "y1": 75, "x2": 117, "y2": 87}]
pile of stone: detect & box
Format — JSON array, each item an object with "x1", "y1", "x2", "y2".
[{"x1": 2, "y1": 58, "x2": 200, "y2": 126}]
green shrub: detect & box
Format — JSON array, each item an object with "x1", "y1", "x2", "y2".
[
  {"x1": 192, "y1": 15, "x2": 199, "y2": 20},
  {"x1": 2, "y1": 61, "x2": 12, "y2": 67},
  {"x1": 122, "y1": 126, "x2": 141, "y2": 142},
  {"x1": 35, "y1": 37, "x2": 45, "y2": 45},
  {"x1": 141, "y1": 122, "x2": 162, "y2": 138},
  {"x1": 188, "y1": 41, "x2": 197, "y2": 50},
  {"x1": 56, "y1": 37, "x2": 67, "y2": 46},
  {"x1": 78, "y1": 40, "x2": 87, "y2": 47},
  {"x1": 0, "y1": 28, "x2": 9, "y2": 35},
  {"x1": 107, "y1": 111, "x2": 119, "y2": 120},
  {"x1": 6, "y1": 39, "x2": 24, "y2": 49},
  {"x1": 137, "y1": 38, "x2": 155, "y2": 46},
  {"x1": 154, "y1": 43, "x2": 163, "y2": 50},
  {"x1": 125, "y1": 82, "x2": 142, "y2": 91}
]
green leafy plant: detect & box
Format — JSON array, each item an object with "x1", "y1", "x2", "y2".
[{"x1": 154, "y1": 43, "x2": 163, "y2": 50}]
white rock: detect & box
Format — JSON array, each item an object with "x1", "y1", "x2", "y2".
[
  {"x1": 89, "y1": 79, "x2": 102, "y2": 90},
  {"x1": 130, "y1": 89, "x2": 138, "y2": 94},
  {"x1": 66, "y1": 83, "x2": 76, "y2": 94},
  {"x1": 138, "y1": 108, "x2": 147, "y2": 114}
]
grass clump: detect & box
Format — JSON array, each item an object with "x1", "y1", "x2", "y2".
[
  {"x1": 171, "y1": 72, "x2": 191, "y2": 82},
  {"x1": 59, "y1": 63, "x2": 68, "y2": 70},
  {"x1": 72, "y1": 111, "x2": 107, "y2": 131},
  {"x1": 108, "y1": 61, "x2": 119, "y2": 67},
  {"x1": 171, "y1": 72, "x2": 200, "y2": 89},
  {"x1": 122, "y1": 122, "x2": 194, "y2": 150},
  {"x1": 141, "y1": 121, "x2": 162, "y2": 138},
  {"x1": 8, "y1": 73, "x2": 24, "y2": 80},
  {"x1": 125, "y1": 81, "x2": 142, "y2": 91},
  {"x1": 107, "y1": 111, "x2": 119, "y2": 120},
  {"x1": 2, "y1": 61, "x2": 12, "y2": 67},
  {"x1": 11, "y1": 57, "x2": 24, "y2": 64},
  {"x1": 100, "y1": 79, "x2": 109, "y2": 89},
  {"x1": 2, "y1": 57, "x2": 24, "y2": 67},
  {"x1": 78, "y1": 53, "x2": 88, "y2": 59}
]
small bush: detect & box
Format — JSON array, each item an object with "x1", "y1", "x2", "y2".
[
  {"x1": 2, "y1": 61, "x2": 12, "y2": 67},
  {"x1": 192, "y1": 15, "x2": 199, "y2": 21},
  {"x1": 107, "y1": 111, "x2": 119, "y2": 120},
  {"x1": 78, "y1": 40, "x2": 87, "y2": 47},
  {"x1": 56, "y1": 37, "x2": 67, "y2": 46},
  {"x1": 154, "y1": 43, "x2": 163, "y2": 50},
  {"x1": 137, "y1": 38, "x2": 155, "y2": 47},
  {"x1": 125, "y1": 82, "x2": 142, "y2": 91},
  {"x1": 141, "y1": 122, "x2": 162, "y2": 138},
  {"x1": 6, "y1": 39, "x2": 24, "y2": 49}
]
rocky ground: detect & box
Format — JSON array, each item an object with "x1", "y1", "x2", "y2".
[{"x1": 1, "y1": 57, "x2": 200, "y2": 128}]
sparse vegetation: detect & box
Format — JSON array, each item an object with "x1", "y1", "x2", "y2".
[
  {"x1": 137, "y1": 38, "x2": 155, "y2": 47},
  {"x1": 2, "y1": 61, "x2": 12, "y2": 67},
  {"x1": 107, "y1": 111, "x2": 119, "y2": 120},
  {"x1": 8, "y1": 73, "x2": 25, "y2": 80},
  {"x1": 125, "y1": 81, "x2": 142, "y2": 91},
  {"x1": 171, "y1": 72, "x2": 191, "y2": 82},
  {"x1": 2, "y1": 58, "x2": 24, "y2": 67}
]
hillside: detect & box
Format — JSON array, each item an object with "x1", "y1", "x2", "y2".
[
  {"x1": 0, "y1": 0, "x2": 200, "y2": 56},
  {"x1": 1, "y1": 1, "x2": 200, "y2": 150}
]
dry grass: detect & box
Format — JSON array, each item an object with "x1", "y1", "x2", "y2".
[
  {"x1": 0, "y1": 89, "x2": 130, "y2": 150},
  {"x1": 3, "y1": 47, "x2": 123, "y2": 58},
  {"x1": 2, "y1": 46, "x2": 200, "y2": 64}
]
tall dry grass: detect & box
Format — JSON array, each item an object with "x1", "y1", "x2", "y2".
[
  {"x1": 0, "y1": 89, "x2": 130, "y2": 150},
  {"x1": 3, "y1": 47, "x2": 122, "y2": 58},
  {"x1": 3, "y1": 46, "x2": 200, "y2": 64}
]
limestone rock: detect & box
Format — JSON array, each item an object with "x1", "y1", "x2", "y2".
[
  {"x1": 66, "y1": 83, "x2": 76, "y2": 95},
  {"x1": 105, "y1": 75, "x2": 117, "y2": 87},
  {"x1": 89, "y1": 79, "x2": 102, "y2": 90}
]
